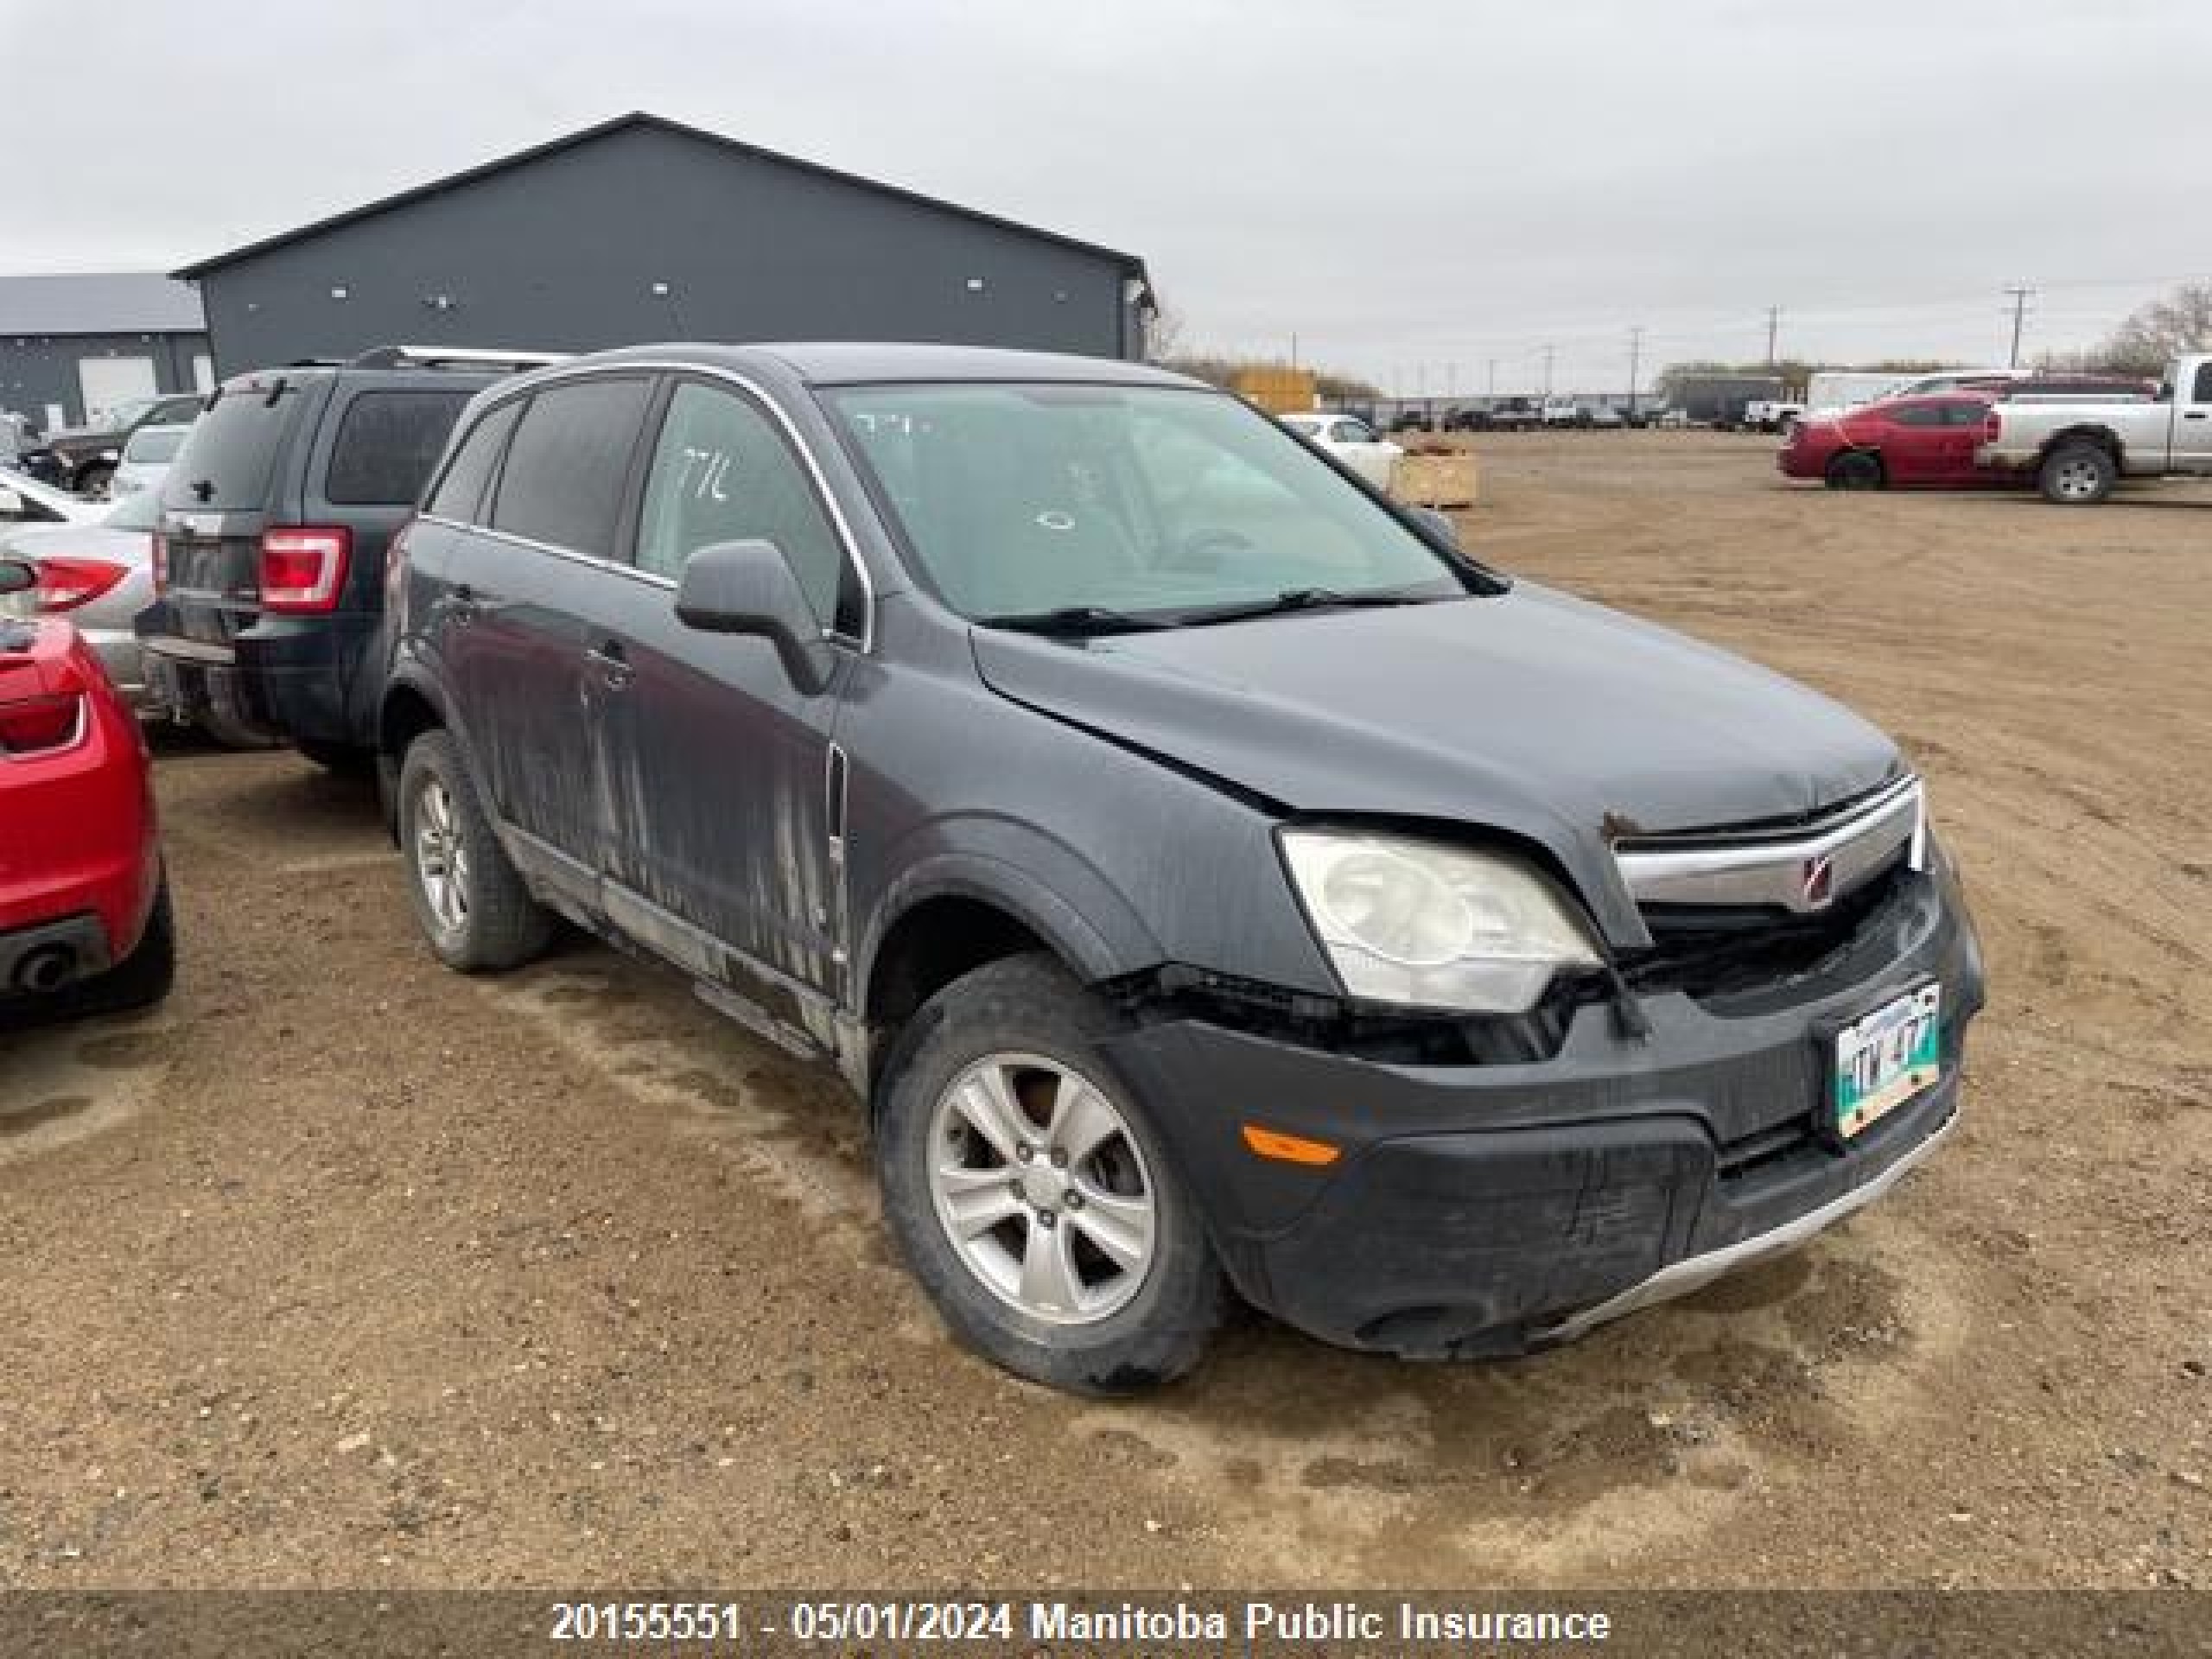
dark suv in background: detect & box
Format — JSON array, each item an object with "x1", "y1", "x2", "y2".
[
  {"x1": 382, "y1": 342, "x2": 1982, "y2": 1395},
  {"x1": 18, "y1": 391, "x2": 208, "y2": 497},
  {"x1": 138, "y1": 347, "x2": 555, "y2": 762}
]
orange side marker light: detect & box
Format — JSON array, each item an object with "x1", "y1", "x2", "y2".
[{"x1": 1241, "y1": 1123, "x2": 1342, "y2": 1167}]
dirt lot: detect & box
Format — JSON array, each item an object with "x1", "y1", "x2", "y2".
[{"x1": 3, "y1": 433, "x2": 2206, "y2": 1592}]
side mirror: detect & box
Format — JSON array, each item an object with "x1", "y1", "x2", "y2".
[
  {"x1": 1410, "y1": 506, "x2": 1459, "y2": 548},
  {"x1": 675, "y1": 538, "x2": 831, "y2": 691}
]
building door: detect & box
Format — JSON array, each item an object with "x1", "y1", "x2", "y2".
[{"x1": 77, "y1": 356, "x2": 156, "y2": 424}]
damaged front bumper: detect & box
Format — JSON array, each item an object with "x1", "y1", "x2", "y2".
[{"x1": 1099, "y1": 862, "x2": 1985, "y2": 1357}]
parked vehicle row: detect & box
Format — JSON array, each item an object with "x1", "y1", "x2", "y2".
[
  {"x1": 1974, "y1": 353, "x2": 2212, "y2": 505},
  {"x1": 1777, "y1": 357, "x2": 2202, "y2": 501},
  {"x1": 22, "y1": 339, "x2": 1988, "y2": 1396}
]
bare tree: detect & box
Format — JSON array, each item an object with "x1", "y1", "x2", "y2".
[
  {"x1": 1143, "y1": 302, "x2": 1187, "y2": 365},
  {"x1": 2098, "y1": 283, "x2": 2212, "y2": 376}
]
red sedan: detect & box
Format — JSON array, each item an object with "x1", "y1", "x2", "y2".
[
  {"x1": 1779, "y1": 393, "x2": 2001, "y2": 490},
  {"x1": 0, "y1": 556, "x2": 173, "y2": 1020}
]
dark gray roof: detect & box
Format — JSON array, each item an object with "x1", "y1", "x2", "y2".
[
  {"x1": 510, "y1": 340, "x2": 1198, "y2": 391},
  {"x1": 175, "y1": 112, "x2": 1151, "y2": 290},
  {"x1": 0, "y1": 272, "x2": 206, "y2": 336},
  {"x1": 749, "y1": 341, "x2": 1195, "y2": 387}
]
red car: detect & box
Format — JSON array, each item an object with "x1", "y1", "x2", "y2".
[
  {"x1": 0, "y1": 556, "x2": 173, "y2": 1019},
  {"x1": 1779, "y1": 392, "x2": 2000, "y2": 490}
]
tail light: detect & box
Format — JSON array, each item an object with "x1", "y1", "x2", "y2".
[
  {"x1": 0, "y1": 693, "x2": 84, "y2": 754},
  {"x1": 151, "y1": 531, "x2": 168, "y2": 595},
  {"x1": 1982, "y1": 410, "x2": 2002, "y2": 443},
  {"x1": 259, "y1": 526, "x2": 353, "y2": 613},
  {"x1": 35, "y1": 557, "x2": 128, "y2": 613}
]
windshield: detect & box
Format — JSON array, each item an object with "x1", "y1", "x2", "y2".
[{"x1": 824, "y1": 383, "x2": 1469, "y2": 623}]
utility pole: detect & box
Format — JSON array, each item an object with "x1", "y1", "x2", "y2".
[
  {"x1": 1541, "y1": 344, "x2": 1555, "y2": 396},
  {"x1": 1627, "y1": 325, "x2": 1644, "y2": 415},
  {"x1": 1764, "y1": 305, "x2": 1782, "y2": 366},
  {"x1": 1486, "y1": 357, "x2": 1498, "y2": 397},
  {"x1": 2004, "y1": 285, "x2": 2035, "y2": 367}
]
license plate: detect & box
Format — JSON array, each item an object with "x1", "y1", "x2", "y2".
[{"x1": 1832, "y1": 982, "x2": 1942, "y2": 1140}]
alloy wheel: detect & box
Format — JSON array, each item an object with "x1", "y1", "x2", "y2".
[
  {"x1": 412, "y1": 778, "x2": 471, "y2": 934},
  {"x1": 925, "y1": 1052, "x2": 1157, "y2": 1325}
]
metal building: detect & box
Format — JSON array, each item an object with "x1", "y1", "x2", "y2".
[
  {"x1": 0, "y1": 273, "x2": 213, "y2": 435},
  {"x1": 175, "y1": 113, "x2": 1154, "y2": 375}
]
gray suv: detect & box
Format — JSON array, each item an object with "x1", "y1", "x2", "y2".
[{"x1": 382, "y1": 343, "x2": 1984, "y2": 1395}]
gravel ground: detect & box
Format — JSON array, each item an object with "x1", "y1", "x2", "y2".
[{"x1": 1, "y1": 433, "x2": 2206, "y2": 1592}]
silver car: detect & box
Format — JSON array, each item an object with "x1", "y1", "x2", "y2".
[{"x1": 0, "y1": 487, "x2": 160, "y2": 703}]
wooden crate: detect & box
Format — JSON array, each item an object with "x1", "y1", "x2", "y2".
[
  {"x1": 1230, "y1": 365, "x2": 1318, "y2": 415},
  {"x1": 1389, "y1": 451, "x2": 1481, "y2": 508}
]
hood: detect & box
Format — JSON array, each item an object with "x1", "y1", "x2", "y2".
[{"x1": 971, "y1": 584, "x2": 1904, "y2": 941}]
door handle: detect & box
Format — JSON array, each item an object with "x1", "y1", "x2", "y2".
[
  {"x1": 586, "y1": 641, "x2": 634, "y2": 690},
  {"x1": 447, "y1": 583, "x2": 480, "y2": 626},
  {"x1": 2184, "y1": 411, "x2": 2207, "y2": 421}
]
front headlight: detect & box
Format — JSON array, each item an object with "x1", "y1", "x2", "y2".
[{"x1": 1280, "y1": 829, "x2": 1602, "y2": 1014}]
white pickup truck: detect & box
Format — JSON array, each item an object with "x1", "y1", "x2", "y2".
[{"x1": 1976, "y1": 353, "x2": 2212, "y2": 504}]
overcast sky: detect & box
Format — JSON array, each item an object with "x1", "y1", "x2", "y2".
[{"x1": 6, "y1": 0, "x2": 2205, "y2": 392}]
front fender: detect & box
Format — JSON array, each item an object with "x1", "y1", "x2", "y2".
[{"x1": 856, "y1": 822, "x2": 1167, "y2": 996}]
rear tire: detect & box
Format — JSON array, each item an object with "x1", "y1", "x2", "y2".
[
  {"x1": 2037, "y1": 439, "x2": 2116, "y2": 505},
  {"x1": 192, "y1": 708, "x2": 280, "y2": 751},
  {"x1": 73, "y1": 461, "x2": 114, "y2": 499},
  {"x1": 397, "y1": 729, "x2": 552, "y2": 972},
  {"x1": 1825, "y1": 450, "x2": 1885, "y2": 491},
  {"x1": 874, "y1": 953, "x2": 1224, "y2": 1395},
  {"x1": 296, "y1": 739, "x2": 374, "y2": 775}
]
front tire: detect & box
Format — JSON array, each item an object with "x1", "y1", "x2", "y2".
[
  {"x1": 73, "y1": 461, "x2": 115, "y2": 499},
  {"x1": 2038, "y1": 439, "x2": 2117, "y2": 505},
  {"x1": 1825, "y1": 450, "x2": 1885, "y2": 491},
  {"x1": 397, "y1": 729, "x2": 553, "y2": 972},
  {"x1": 874, "y1": 954, "x2": 1224, "y2": 1395}
]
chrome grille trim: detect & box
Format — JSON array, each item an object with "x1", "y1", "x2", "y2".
[{"x1": 1613, "y1": 775, "x2": 1925, "y2": 916}]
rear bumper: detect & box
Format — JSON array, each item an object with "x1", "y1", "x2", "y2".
[
  {"x1": 0, "y1": 693, "x2": 159, "y2": 966},
  {"x1": 141, "y1": 614, "x2": 378, "y2": 746},
  {"x1": 0, "y1": 912, "x2": 112, "y2": 995},
  {"x1": 1101, "y1": 864, "x2": 1985, "y2": 1357}
]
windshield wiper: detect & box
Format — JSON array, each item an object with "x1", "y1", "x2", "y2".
[
  {"x1": 976, "y1": 605, "x2": 1175, "y2": 637},
  {"x1": 1174, "y1": 587, "x2": 1439, "y2": 627}
]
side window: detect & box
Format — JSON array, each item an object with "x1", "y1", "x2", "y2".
[
  {"x1": 324, "y1": 391, "x2": 471, "y2": 506},
  {"x1": 2194, "y1": 363, "x2": 2212, "y2": 404},
  {"x1": 426, "y1": 398, "x2": 524, "y2": 524},
  {"x1": 1888, "y1": 404, "x2": 1942, "y2": 427},
  {"x1": 490, "y1": 377, "x2": 652, "y2": 558},
  {"x1": 636, "y1": 381, "x2": 861, "y2": 635}
]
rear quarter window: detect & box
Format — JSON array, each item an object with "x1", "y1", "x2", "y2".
[{"x1": 324, "y1": 391, "x2": 471, "y2": 506}]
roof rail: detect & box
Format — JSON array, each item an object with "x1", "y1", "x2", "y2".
[{"x1": 346, "y1": 345, "x2": 570, "y2": 372}]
